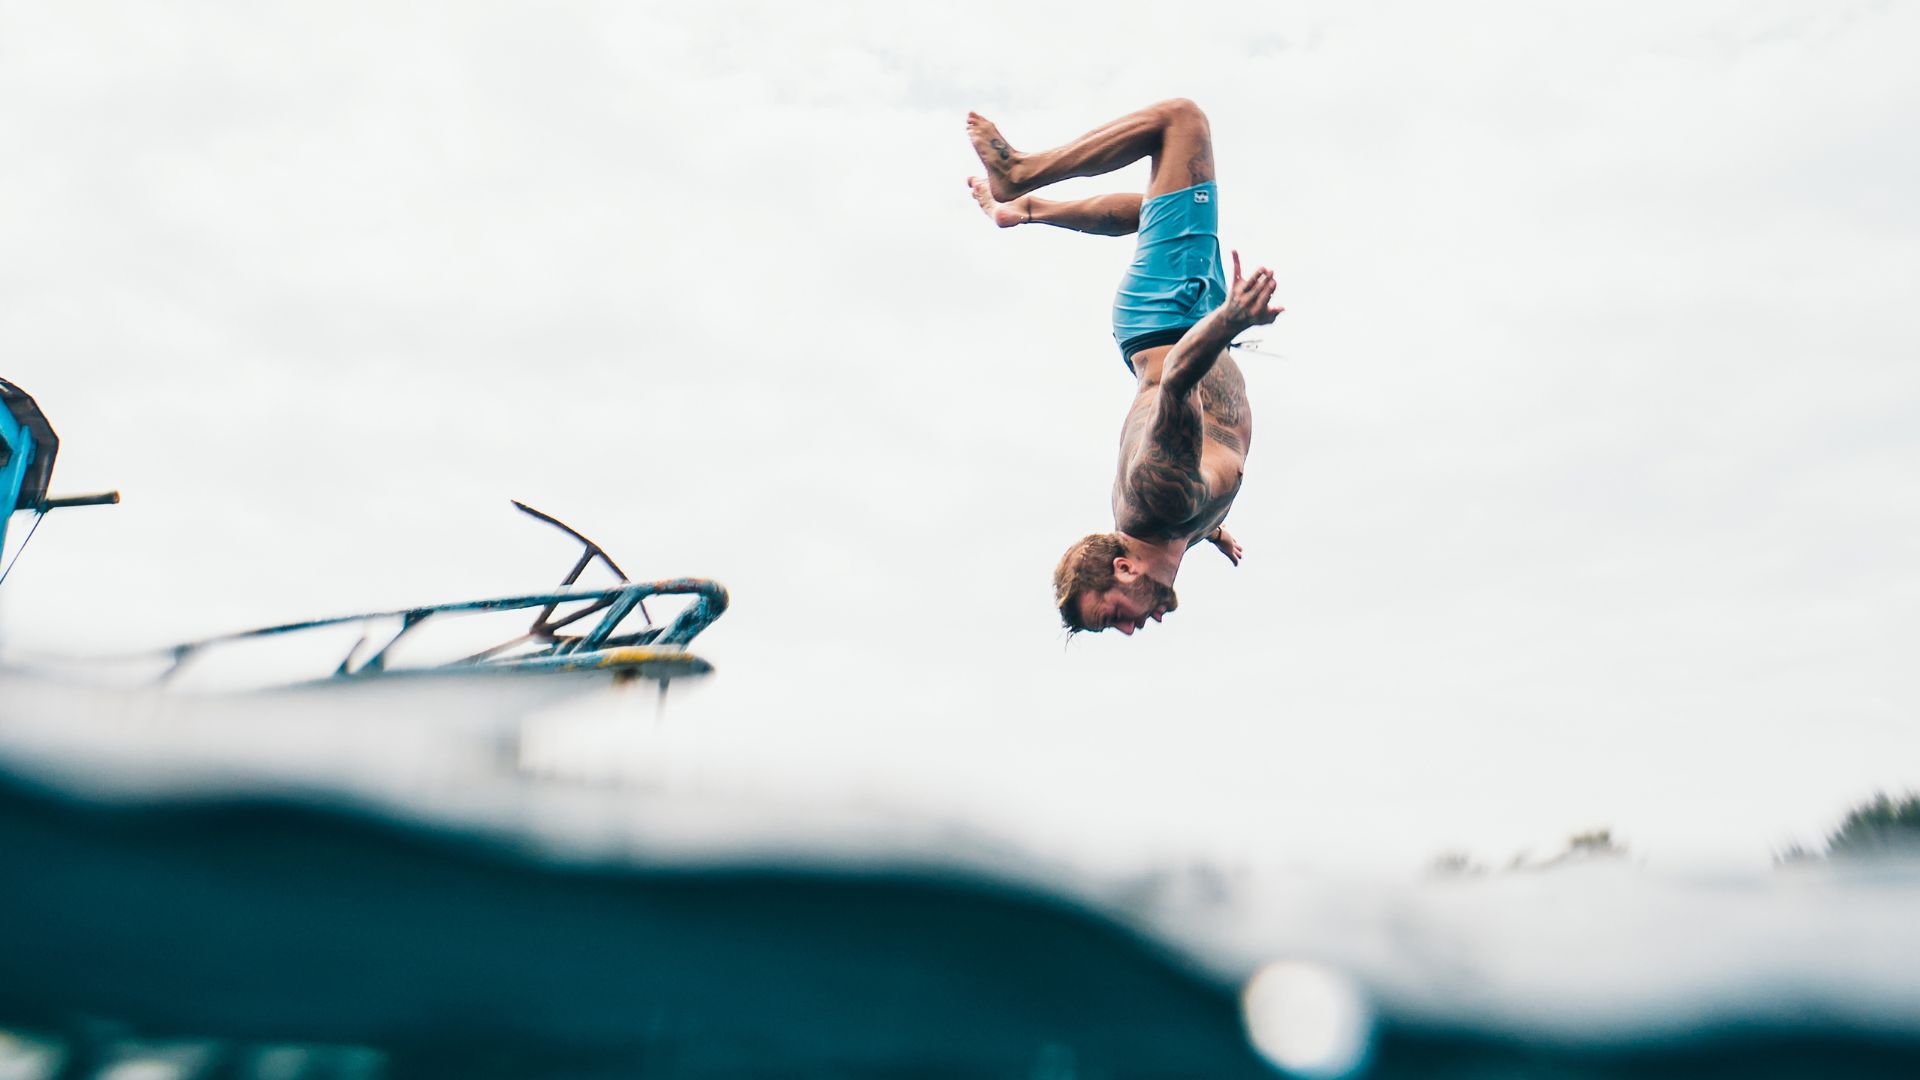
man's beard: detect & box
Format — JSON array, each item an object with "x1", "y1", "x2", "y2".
[{"x1": 1122, "y1": 573, "x2": 1178, "y2": 614}]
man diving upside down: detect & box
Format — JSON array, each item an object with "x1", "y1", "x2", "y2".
[{"x1": 965, "y1": 98, "x2": 1284, "y2": 635}]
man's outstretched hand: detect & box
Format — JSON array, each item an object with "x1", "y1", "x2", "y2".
[
  {"x1": 1223, "y1": 250, "x2": 1284, "y2": 332},
  {"x1": 1208, "y1": 526, "x2": 1243, "y2": 566}
]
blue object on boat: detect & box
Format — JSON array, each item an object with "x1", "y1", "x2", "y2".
[
  {"x1": 0, "y1": 379, "x2": 57, "y2": 527},
  {"x1": 1, "y1": 380, "x2": 118, "y2": 581}
]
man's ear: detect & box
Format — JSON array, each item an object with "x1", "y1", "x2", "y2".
[{"x1": 1112, "y1": 557, "x2": 1142, "y2": 582}]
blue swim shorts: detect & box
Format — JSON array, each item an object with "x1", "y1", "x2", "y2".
[{"x1": 1111, "y1": 180, "x2": 1226, "y2": 370}]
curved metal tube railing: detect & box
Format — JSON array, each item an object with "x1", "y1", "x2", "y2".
[{"x1": 153, "y1": 578, "x2": 729, "y2": 685}]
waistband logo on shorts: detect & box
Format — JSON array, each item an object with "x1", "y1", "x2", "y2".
[{"x1": 1193, "y1": 190, "x2": 1210, "y2": 203}]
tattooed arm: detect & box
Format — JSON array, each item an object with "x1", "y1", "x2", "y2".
[
  {"x1": 1161, "y1": 250, "x2": 1284, "y2": 396},
  {"x1": 1123, "y1": 252, "x2": 1284, "y2": 525},
  {"x1": 1126, "y1": 382, "x2": 1212, "y2": 526}
]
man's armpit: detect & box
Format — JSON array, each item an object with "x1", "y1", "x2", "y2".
[{"x1": 1198, "y1": 361, "x2": 1246, "y2": 425}]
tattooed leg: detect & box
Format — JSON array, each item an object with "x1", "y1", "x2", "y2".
[
  {"x1": 965, "y1": 99, "x2": 1216, "y2": 203},
  {"x1": 1026, "y1": 192, "x2": 1143, "y2": 235},
  {"x1": 968, "y1": 177, "x2": 1141, "y2": 236}
]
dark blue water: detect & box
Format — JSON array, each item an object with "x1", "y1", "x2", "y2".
[{"x1": 3, "y1": 764, "x2": 1918, "y2": 1079}]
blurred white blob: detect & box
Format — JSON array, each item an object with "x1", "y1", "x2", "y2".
[
  {"x1": 1241, "y1": 960, "x2": 1374, "y2": 1079},
  {"x1": 98, "y1": 1058, "x2": 187, "y2": 1080},
  {"x1": 0, "y1": 1030, "x2": 62, "y2": 1080}
]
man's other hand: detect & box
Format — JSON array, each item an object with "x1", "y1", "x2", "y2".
[{"x1": 1208, "y1": 526, "x2": 1243, "y2": 566}]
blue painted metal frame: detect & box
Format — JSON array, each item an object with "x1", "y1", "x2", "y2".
[{"x1": 156, "y1": 578, "x2": 728, "y2": 685}]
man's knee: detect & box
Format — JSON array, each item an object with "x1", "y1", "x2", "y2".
[{"x1": 1155, "y1": 98, "x2": 1209, "y2": 131}]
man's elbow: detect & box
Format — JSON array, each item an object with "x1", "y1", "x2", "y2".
[{"x1": 1163, "y1": 345, "x2": 1225, "y2": 393}]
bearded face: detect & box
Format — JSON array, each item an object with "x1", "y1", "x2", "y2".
[
  {"x1": 1121, "y1": 573, "x2": 1179, "y2": 616},
  {"x1": 1072, "y1": 572, "x2": 1179, "y2": 635}
]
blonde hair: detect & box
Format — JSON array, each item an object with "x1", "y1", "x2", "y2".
[{"x1": 1052, "y1": 532, "x2": 1128, "y2": 631}]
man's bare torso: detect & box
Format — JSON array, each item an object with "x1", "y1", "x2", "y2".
[{"x1": 1112, "y1": 346, "x2": 1252, "y2": 544}]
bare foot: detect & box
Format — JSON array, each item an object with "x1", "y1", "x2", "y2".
[
  {"x1": 967, "y1": 176, "x2": 1027, "y2": 228},
  {"x1": 966, "y1": 111, "x2": 1024, "y2": 201}
]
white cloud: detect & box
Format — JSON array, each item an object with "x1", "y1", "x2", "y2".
[{"x1": 2, "y1": 1, "x2": 1916, "y2": 868}]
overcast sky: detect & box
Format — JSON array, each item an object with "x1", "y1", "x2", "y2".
[{"x1": 2, "y1": 1, "x2": 1916, "y2": 870}]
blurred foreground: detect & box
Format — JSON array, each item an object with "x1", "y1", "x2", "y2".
[{"x1": 2, "y1": 672, "x2": 1919, "y2": 1079}]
